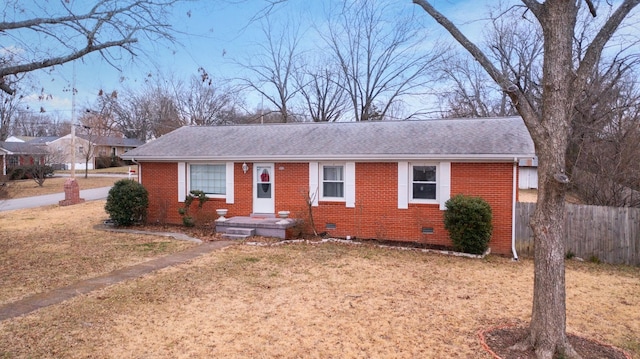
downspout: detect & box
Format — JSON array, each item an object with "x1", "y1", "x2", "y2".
[
  {"x1": 511, "y1": 158, "x2": 519, "y2": 261},
  {"x1": 131, "y1": 158, "x2": 140, "y2": 183}
]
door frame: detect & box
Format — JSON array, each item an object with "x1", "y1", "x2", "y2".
[{"x1": 252, "y1": 162, "x2": 275, "y2": 214}]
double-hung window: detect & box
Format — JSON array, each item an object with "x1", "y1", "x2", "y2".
[
  {"x1": 411, "y1": 164, "x2": 437, "y2": 201},
  {"x1": 190, "y1": 164, "x2": 226, "y2": 196},
  {"x1": 321, "y1": 165, "x2": 344, "y2": 200}
]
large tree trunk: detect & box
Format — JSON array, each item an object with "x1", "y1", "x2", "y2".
[
  {"x1": 513, "y1": 2, "x2": 578, "y2": 358},
  {"x1": 413, "y1": 0, "x2": 640, "y2": 358}
]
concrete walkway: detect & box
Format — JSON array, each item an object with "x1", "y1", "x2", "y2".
[{"x1": 0, "y1": 240, "x2": 235, "y2": 321}]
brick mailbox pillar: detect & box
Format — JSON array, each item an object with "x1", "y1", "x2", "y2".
[{"x1": 59, "y1": 178, "x2": 85, "y2": 206}]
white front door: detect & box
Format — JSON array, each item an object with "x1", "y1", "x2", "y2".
[{"x1": 253, "y1": 163, "x2": 275, "y2": 214}]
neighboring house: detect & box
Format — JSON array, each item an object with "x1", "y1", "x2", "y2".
[
  {"x1": 0, "y1": 141, "x2": 48, "y2": 176},
  {"x1": 518, "y1": 156, "x2": 538, "y2": 189},
  {"x1": 121, "y1": 117, "x2": 535, "y2": 256},
  {"x1": 47, "y1": 134, "x2": 144, "y2": 170}
]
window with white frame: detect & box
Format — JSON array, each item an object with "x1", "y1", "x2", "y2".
[
  {"x1": 321, "y1": 164, "x2": 344, "y2": 199},
  {"x1": 190, "y1": 164, "x2": 226, "y2": 196},
  {"x1": 411, "y1": 164, "x2": 437, "y2": 201}
]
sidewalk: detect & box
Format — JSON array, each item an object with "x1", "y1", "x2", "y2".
[{"x1": 0, "y1": 240, "x2": 235, "y2": 321}]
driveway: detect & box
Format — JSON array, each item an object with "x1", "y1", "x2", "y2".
[{"x1": 0, "y1": 186, "x2": 112, "y2": 212}]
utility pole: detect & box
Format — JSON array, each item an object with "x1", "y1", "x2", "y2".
[{"x1": 59, "y1": 61, "x2": 84, "y2": 206}]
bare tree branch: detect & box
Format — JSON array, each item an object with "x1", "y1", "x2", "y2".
[
  {"x1": 413, "y1": 0, "x2": 543, "y2": 136},
  {"x1": 0, "y1": 0, "x2": 183, "y2": 95}
]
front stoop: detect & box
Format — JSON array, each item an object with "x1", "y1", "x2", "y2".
[
  {"x1": 220, "y1": 227, "x2": 256, "y2": 240},
  {"x1": 216, "y1": 216, "x2": 298, "y2": 240}
]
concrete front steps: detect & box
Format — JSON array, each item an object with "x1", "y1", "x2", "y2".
[
  {"x1": 220, "y1": 227, "x2": 256, "y2": 240},
  {"x1": 216, "y1": 214, "x2": 297, "y2": 240}
]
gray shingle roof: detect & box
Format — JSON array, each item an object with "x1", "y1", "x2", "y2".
[
  {"x1": 121, "y1": 117, "x2": 535, "y2": 162},
  {"x1": 26, "y1": 136, "x2": 60, "y2": 144},
  {"x1": 0, "y1": 141, "x2": 49, "y2": 155},
  {"x1": 76, "y1": 135, "x2": 144, "y2": 147}
]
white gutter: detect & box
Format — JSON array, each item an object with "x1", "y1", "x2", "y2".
[{"x1": 511, "y1": 158, "x2": 519, "y2": 261}]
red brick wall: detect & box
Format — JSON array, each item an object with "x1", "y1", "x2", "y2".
[
  {"x1": 140, "y1": 161, "x2": 515, "y2": 255},
  {"x1": 450, "y1": 162, "x2": 515, "y2": 255},
  {"x1": 141, "y1": 162, "x2": 181, "y2": 224}
]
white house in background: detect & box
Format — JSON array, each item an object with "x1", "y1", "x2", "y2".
[
  {"x1": 46, "y1": 134, "x2": 144, "y2": 170},
  {"x1": 518, "y1": 156, "x2": 538, "y2": 189}
]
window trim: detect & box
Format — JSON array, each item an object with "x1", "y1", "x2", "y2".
[
  {"x1": 319, "y1": 163, "x2": 346, "y2": 201},
  {"x1": 409, "y1": 162, "x2": 439, "y2": 204},
  {"x1": 187, "y1": 162, "x2": 227, "y2": 199}
]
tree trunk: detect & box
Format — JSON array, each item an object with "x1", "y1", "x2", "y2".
[
  {"x1": 512, "y1": 2, "x2": 579, "y2": 358},
  {"x1": 513, "y1": 145, "x2": 579, "y2": 359},
  {"x1": 412, "y1": 0, "x2": 640, "y2": 357}
]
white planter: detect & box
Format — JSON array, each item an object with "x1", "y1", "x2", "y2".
[{"x1": 216, "y1": 209, "x2": 228, "y2": 221}]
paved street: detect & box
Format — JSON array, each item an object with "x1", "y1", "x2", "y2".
[{"x1": 0, "y1": 186, "x2": 112, "y2": 212}]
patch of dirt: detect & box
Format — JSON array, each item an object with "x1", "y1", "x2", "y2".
[{"x1": 482, "y1": 326, "x2": 630, "y2": 359}]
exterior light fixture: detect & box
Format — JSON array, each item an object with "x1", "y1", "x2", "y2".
[{"x1": 242, "y1": 162, "x2": 249, "y2": 173}]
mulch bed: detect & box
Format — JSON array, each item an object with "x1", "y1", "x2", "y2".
[{"x1": 480, "y1": 325, "x2": 631, "y2": 359}]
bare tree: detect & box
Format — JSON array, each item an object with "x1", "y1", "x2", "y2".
[
  {"x1": 440, "y1": 9, "x2": 544, "y2": 118},
  {"x1": 102, "y1": 78, "x2": 183, "y2": 141},
  {"x1": 295, "y1": 62, "x2": 348, "y2": 122},
  {"x1": 178, "y1": 69, "x2": 243, "y2": 126},
  {"x1": 439, "y1": 56, "x2": 517, "y2": 118},
  {"x1": 0, "y1": 91, "x2": 23, "y2": 140},
  {"x1": 570, "y1": 62, "x2": 640, "y2": 206},
  {"x1": 10, "y1": 111, "x2": 53, "y2": 137},
  {"x1": 98, "y1": 90, "x2": 149, "y2": 141},
  {"x1": 0, "y1": 0, "x2": 184, "y2": 96},
  {"x1": 413, "y1": 1, "x2": 640, "y2": 357},
  {"x1": 74, "y1": 115, "x2": 100, "y2": 178},
  {"x1": 236, "y1": 18, "x2": 302, "y2": 123},
  {"x1": 323, "y1": 0, "x2": 446, "y2": 121}
]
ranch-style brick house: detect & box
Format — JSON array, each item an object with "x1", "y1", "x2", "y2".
[{"x1": 121, "y1": 117, "x2": 535, "y2": 256}]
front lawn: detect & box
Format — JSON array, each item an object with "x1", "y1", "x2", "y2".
[
  {"x1": 0, "y1": 201, "x2": 195, "y2": 306},
  {"x1": 0, "y1": 204, "x2": 638, "y2": 358}
]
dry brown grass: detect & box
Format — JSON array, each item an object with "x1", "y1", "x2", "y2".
[
  {"x1": 0, "y1": 201, "x2": 195, "y2": 306},
  {"x1": 5, "y1": 176, "x2": 121, "y2": 199},
  {"x1": 0, "y1": 234, "x2": 638, "y2": 358}
]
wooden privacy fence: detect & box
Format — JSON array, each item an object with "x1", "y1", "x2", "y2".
[{"x1": 514, "y1": 202, "x2": 640, "y2": 266}]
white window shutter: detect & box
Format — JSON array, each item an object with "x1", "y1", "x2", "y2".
[
  {"x1": 398, "y1": 162, "x2": 408, "y2": 209},
  {"x1": 177, "y1": 162, "x2": 186, "y2": 202},
  {"x1": 345, "y1": 162, "x2": 356, "y2": 208},
  {"x1": 308, "y1": 162, "x2": 319, "y2": 206},
  {"x1": 226, "y1": 162, "x2": 235, "y2": 204},
  {"x1": 439, "y1": 162, "x2": 451, "y2": 210}
]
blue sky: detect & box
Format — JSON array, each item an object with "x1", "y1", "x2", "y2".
[{"x1": 15, "y1": 0, "x2": 494, "y2": 118}]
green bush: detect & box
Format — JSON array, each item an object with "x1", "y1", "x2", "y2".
[
  {"x1": 443, "y1": 194, "x2": 493, "y2": 254},
  {"x1": 105, "y1": 179, "x2": 149, "y2": 226}
]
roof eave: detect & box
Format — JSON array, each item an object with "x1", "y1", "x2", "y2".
[{"x1": 121, "y1": 153, "x2": 535, "y2": 162}]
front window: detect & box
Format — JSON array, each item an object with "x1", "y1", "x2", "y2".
[
  {"x1": 411, "y1": 165, "x2": 437, "y2": 201},
  {"x1": 322, "y1": 165, "x2": 344, "y2": 199},
  {"x1": 190, "y1": 164, "x2": 226, "y2": 195}
]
